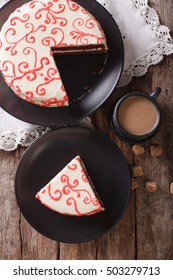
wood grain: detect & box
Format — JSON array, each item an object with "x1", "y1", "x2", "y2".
[
  {"x1": 133, "y1": 0, "x2": 173, "y2": 260},
  {"x1": 0, "y1": 0, "x2": 173, "y2": 260},
  {"x1": 0, "y1": 149, "x2": 22, "y2": 259}
]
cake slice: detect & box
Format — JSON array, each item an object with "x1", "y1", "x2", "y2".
[{"x1": 35, "y1": 156, "x2": 104, "y2": 216}]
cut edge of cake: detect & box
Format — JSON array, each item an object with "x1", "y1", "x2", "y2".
[
  {"x1": 51, "y1": 43, "x2": 107, "y2": 56},
  {"x1": 76, "y1": 156, "x2": 105, "y2": 212}
]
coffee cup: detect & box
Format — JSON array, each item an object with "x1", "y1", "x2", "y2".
[{"x1": 110, "y1": 87, "x2": 161, "y2": 143}]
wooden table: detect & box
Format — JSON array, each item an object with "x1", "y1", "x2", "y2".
[{"x1": 0, "y1": 0, "x2": 173, "y2": 260}]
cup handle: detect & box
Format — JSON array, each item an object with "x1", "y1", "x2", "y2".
[{"x1": 150, "y1": 87, "x2": 161, "y2": 99}]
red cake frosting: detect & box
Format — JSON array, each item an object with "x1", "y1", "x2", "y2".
[{"x1": 0, "y1": 0, "x2": 107, "y2": 107}]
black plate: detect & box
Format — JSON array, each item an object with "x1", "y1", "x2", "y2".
[
  {"x1": 15, "y1": 127, "x2": 131, "y2": 243},
  {"x1": 0, "y1": 0, "x2": 124, "y2": 126}
]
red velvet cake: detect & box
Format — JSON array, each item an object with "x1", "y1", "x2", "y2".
[
  {"x1": 35, "y1": 156, "x2": 104, "y2": 216},
  {"x1": 0, "y1": 0, "x2": 107, "y2": 107}
]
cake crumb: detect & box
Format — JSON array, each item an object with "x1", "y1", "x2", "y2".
[
  {"x1": 131, "y1": 178, "x2": 138, "y2": 190},
  {"x1": 150, "y1": 145, "x2": 162, "y2": 157},
  {"x1": 132, "y1": 144, "x2": 145, "y2": 155},
  {"x1": 131, "y1": 166, "x2": 143, "y2": 177},
  {"x1": 146, "y1": 182, "x2": 157, "y2": 193},
  {"x1": 170, "y1": 183, "x2": 173, "y2": 194}
]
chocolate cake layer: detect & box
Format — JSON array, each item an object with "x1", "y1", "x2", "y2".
[{"x1": 51, "y1": 44, "x2": 107, "y2": 55}]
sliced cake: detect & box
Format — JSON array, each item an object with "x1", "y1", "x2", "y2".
[
  {"x1": 35, "y1": 156, "x2": 104, "y2": 216},
  {"x1": 0, "y1": 0, "x2": 107, "y2": 107}
]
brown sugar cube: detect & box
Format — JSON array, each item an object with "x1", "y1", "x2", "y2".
[
  {"x1": 131, "y1": 166, "x2": 143, "y2": 177},
  {"x1": 150, "y1": 145, "x2": 162, "y2": 157},
  {"x1": 170, "y1": 183, "x2": 173, "y2": 194},
  {"x1": 146, "y1": 182, "x2": 157, "y2": 193},
  {"x1": 132, "y1": 144, "x2": 145, "y2": 155},
  {"x1": 131, "y1": 178, "x2": 138, "y2": 190}
]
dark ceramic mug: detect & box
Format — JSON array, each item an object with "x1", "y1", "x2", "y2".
[{"x1": 110, "y1": 87, "x2": 161, "y2": 143}]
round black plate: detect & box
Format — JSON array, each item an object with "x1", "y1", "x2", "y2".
[
  {"x1": 15, "y1": 127, "x2": 131, "y2": 243},
  {"x1": 0, "y1": 0, "x2": 124, "y2": 126}
]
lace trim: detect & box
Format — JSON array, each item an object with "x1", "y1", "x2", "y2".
[
  {"x1": 0, "y1": 117, "x2": 93, "y2": 151},
  {"x1": 120, "y1": 41, "x2": 173, "y2": 86},
  {"x1": 122, "y1": 0, "x2": 173, "y2": 86},
  {"x1": 100, "y1": 0, "x2": 173, "y2": 87},
  {"x1": 0, "y1": 126, "x2": 50, "y2": 151},
  {"x1": 132, "y1": 0, "x2": 172, "y2": 46}
]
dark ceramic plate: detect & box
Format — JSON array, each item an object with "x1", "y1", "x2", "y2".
[
  {"x1": 15, "y1": 127, "x2": 131, "y2": 243},
  {"x1": 0, "y1": 0, "x2": 124, "y2": 126}
]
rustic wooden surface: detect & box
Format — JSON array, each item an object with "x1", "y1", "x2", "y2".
[{"x1": 0, "y1": 0, "x2": 173, "y2": 260}]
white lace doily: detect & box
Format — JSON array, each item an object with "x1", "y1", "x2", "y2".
[
  {"x1": 0, "y1": 0, "x2": 173, "y2": 151},
  {"x1": 0, "y1": 107, "x2": 93, "y2": 151},
  {"x1": 99, "y1": 0, "x2": 173, "y2": 86}
]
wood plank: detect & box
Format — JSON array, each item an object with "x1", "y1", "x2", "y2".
[
  {"x1": 0, "y1": 148, "x2": 23, "y2": 259},
  {"x1": 20, "y1": 216, "x2": 58, "y2": 260},
  {"x1": 0, "y1": 147, "x2": 58, "y2": 260},
  {"x1": 134, "y1": 61, "x2": 173, "y2": 259},
  {"x1": 60, "y1": 241, "x2": 97, "y2": 260},
  {"x1": 133, "y1": 0, "x2": 173, "y2": 260}
]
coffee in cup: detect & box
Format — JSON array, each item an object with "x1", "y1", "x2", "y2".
[{"x1": 110, "y1": 87, "x2": 161, "y2": 143}]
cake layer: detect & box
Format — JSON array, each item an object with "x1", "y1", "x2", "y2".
[
  {"x1": 0, "y1": 0, "x2": 107, "y2": 107},
  {"x1": 51, "y1": 43, "x2": 107, "y2": 55}
]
